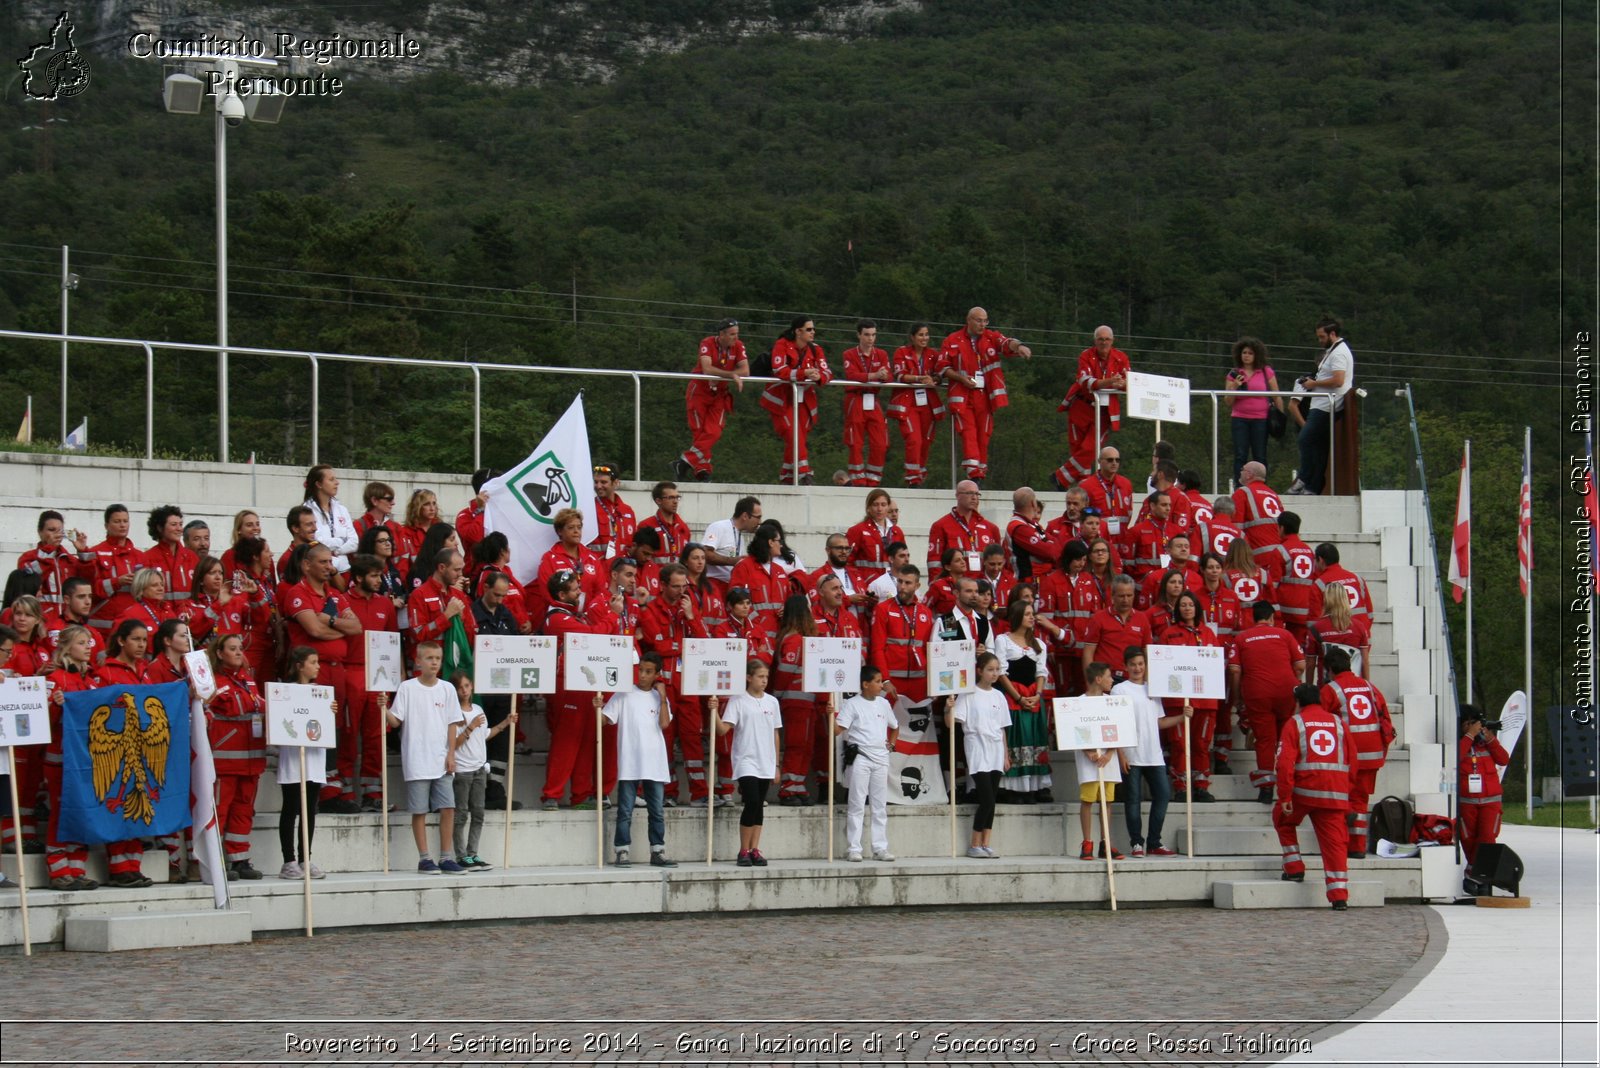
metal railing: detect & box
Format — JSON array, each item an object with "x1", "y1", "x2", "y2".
[{"x1": 2, "y1": 326, "x2": 1349, "y2": 495}]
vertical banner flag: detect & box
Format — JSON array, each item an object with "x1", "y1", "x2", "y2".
[
  {"x1": 15, "y1": 396, "x2": 32, "y2": 444},
  {"x1": 187, "y1": 695, "x2": 229, "y2": 907},
  {"x1": 59, "y1": 681, "x2": 192, "y2": 844},
  {"x1": 1448, "y1": 445, "x2": 1470, "y2": 603},
  {"x1": 484, "y1": 395, "x2": 594, "y2": 585},
  {"x1": 64, "y1": 417, "x2": 87, "y2": 451},
  {"x1": 1517, "y1": 437, "x2": 1532, "y2": 597}
]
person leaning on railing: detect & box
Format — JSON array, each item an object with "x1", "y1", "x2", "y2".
[{"x1": 1223, "y1": 336, "x2": 1285, "y2": 485}]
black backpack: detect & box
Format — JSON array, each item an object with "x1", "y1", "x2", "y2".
[
  {"x1": 1368, "y1": 795, "x2": 1415, "y2": 846},
  {"x1": 747, "y1": 345, "x2": 774, "y2": 378}
]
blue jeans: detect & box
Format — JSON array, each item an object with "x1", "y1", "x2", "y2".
[
  {"x1": 1231, "y1": 417, "x2": 1269, "y2": 485},
  {"x1": 1123, "y1": 765, "x2": 1171, "y2": 849},
  {"x1": 613, "y1": 779, "x2": 665, "y2": 851},
  {"x1": 1298, "y1": 408, "x2": 1333, "y2": 493}
]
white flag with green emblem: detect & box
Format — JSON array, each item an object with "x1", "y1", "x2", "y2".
[{"x1": 484, "y1": 394, "x2": 595, "y2": 584}]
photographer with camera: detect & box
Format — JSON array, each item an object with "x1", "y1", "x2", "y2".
[{"x1": 1458, "y1": 705, "x2": 1509, "y2": 866}]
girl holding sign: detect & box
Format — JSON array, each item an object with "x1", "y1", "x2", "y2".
[
  {"x1": 949, "y1": 653, "x2": 1010, "y2": 858},
  {"x1": 276, "y1": 647, "x2": 330, "y2": 880},
  {"x1": 146, "y1": 619, "x2": 197, "y2": 879},
  {"x1": 1158, "y1": 592, "x2": 1223, "y2": 803}
]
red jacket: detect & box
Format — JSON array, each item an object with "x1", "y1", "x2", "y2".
[
  {"x1": 1230, "y1": 622, "x2": 1303, "y2": 697},
  {"x1": 590, "y1": 494, "x2": 637, "y2": 560},
  {"x1": 17, "y1": 543, "x2": 85, "y2": 609},
  {"x1": 1138, "y1": 564, "x2": 1203, "y2": 613},
  {"x1": 454, "y1": 500, "x2": 487, "y2": 562},
  {"x1": 1122, "y1": 517, "x2": 1182, "y2": 581},
  {"x1": 144, "y1": 541, "x2": 199, "y2": 607},
  {"x1": 93, "y1": 658, "x2": 148, "y2": 687},
  {"x1": 871, "y1": 596, "x2": 935, "y2": 704},
  {"x1": 1037, "y1": 569, "x2": 1101, "y2": 655},
  {"x1": 44, "y1": 666, "x2": 94, "y2": 762},
  {"x1": 638, "y1": 511, "x2": 692, "y2": 560},
  {"x1": 842, "y1": 345, "x2": 892, "y2": 422},
  {"x1": 688, "y1": 335, "x2": 748, "y2": 406},
  {"x1": 713, "y1": 615, "x2": 773, "y2": 666},
  {"x1": 687, "y1": 576, "x2": 728, "y2": 632},
  {"x1": 1225, "y1": 568, "x2": 1278, "y2": 616},
  {"x1": 86, "y1": 536, "x2": 142, "y2": 628},
  {"x1": 1459, "y1": 733, "x2": 1510, "y2": 804},
  {"x1": 118, "y1": 598, "x2": 177, "y2": 632},
  {"x1": 540, "y1": 601, "x2": 601, "y2": 701},
  {"x1": 635, "y1": 594, "x2": 708, "y2": 687},
  {"x1": 926, "y1": 509, "x2": 1002, "y2": 578},
  {"x1": 1303, "y1": 616, "x2": 1372, "y2": 683},
  {"x1": 146, "y1": 654, "x2": 187, "y2": 686},
  {"x1": 45, "y1": 609, "x2": 105, "y2": 663},
  {"x1": 534, "y1": 543, "x2": 608, "y2": 616},
  {"x1": 1007, "y1": 513, "x2": 1066, "y2": 582},
  {"x1": 759, "y1": 338, "x2": 832, "y2": 419},
  {"x1": 1081, "y1": 473, "x2": 1134, "y2": 529},
  {"x1": 284, "y1": 580, "x2": 354, "y2": 664},
  {"x1": 1275, "y1": 705, "x2": 1353, "y2": 811},
  {"x1": 1060, "y1": 345, "x2": 1131, "y2": 430},
  {"x1": 1082, "y1": 609, "x2": 1151, "y2": 675},
  {"x1": 1193, "y1": 581, "x2": 1243, "y2": 643},
  {"x1": 346, "y1": 587, "x2": 398, "y2": 673},
  {"x1": 1276, "y1": 534, "x2": 1319, "y2": 627},
  {"x1": 1315, "y1": 564, "x2": 1374, "y2": 624},
  {"x1": 845, "y1": 520, "x2": 903, "y2": 576},
  {"x1": 980, "y1": 568, "x2": 1016, "y2": 616},
  {"x1": 888, "y1": 345, "x2": 946, "y2": 421},
  {"x1": 406, "y1": 578, "x2": 473, "y2": 654},
  {"x1": 941, "y1": 328, "x2": 1019, "y2": 411},
  {"x1": 771, "y1": 632, "x2": 809, "y2": 705},
  {"x1": 183, "y1": 588, "x2": 267, "y2": 647},
  {"x1": 1320, "y1": 671, "x2": 1393, "y2": 769},
  {"x1": 728, "y1": 557, "x2": 789, "y2": 632},
  {"x1": 1230, "y1": 482, "x2": 1286, "y2": 579},
  {"x1": 208, "y1": 666, "x2": 266, "y2": 774},
  {"x1": 925, "y1": 577, "x2": 959, "y2": 617},
  {"x1": 1199, "y1": 514, "x2": 1243, "y2": 560}
]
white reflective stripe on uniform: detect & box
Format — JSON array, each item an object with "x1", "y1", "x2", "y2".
[{"x1": 1294, "y1": 787, "x2": 1348, "y2": 802}]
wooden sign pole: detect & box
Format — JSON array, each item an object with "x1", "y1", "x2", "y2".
[
  {"x1": 827, "y1": 693, "x2": 837, "y2": 863},
  {"x1": 503, "y1": 693, "x2": 519, "y2": 870},
  {"x1": 1096, "y1": 764, "x2": 1117, "y2": 912},
  {"x1": 948, "y1": 702, "x2": 958, "y2": 859},
  {"x1": 298, "y1": 771, "x2": 314, "y2": 937},
  {"x1": 1183, "y1": 709, "x2": 1194, "y2": 857},
  {"x1": 377, "y1": 693, "x2": 389, "y2": 875},
  {"x1": 594, "y1": 693, "x2": 605, "y2": 870},
  {"x1": 706, "y1": 696, "x2": 720, "y2": 865},
  {"x1": 8, "y1": 748, "x2": 31, "y2": 956}
]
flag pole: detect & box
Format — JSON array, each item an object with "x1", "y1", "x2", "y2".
[
  {"x1": 503, "y1": 692, "x2": 518, "y2": 870},
  {"x1": 1523, "y1": 427, "x2": 1533, "y2": 821},
  {"x1": 7, "y1": 749, "x2": 31, "y2": 957},
  {"x1": 1463, "y1": 440, "x2": 1473, "y2": 706},
  {"x1": 378, "y1": 693, "x2": 389, "y2": 874},
  {"x1": 706, "y1": 696, "x2": 719, "y2": 866}
]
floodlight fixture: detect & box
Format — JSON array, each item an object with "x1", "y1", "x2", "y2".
[{"x1": 162, "y1": 72, "x2": 204, "y2": 115}]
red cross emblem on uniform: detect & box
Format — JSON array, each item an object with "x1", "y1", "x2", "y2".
[
  {"x1": 1309, "y1": 728, "x2": 1336, "y2": 757},
  {"x1": 1293, "y1": 555, "x2": 1314, "y2": 579},
  {"x1": 1263, "y1": 496, "x2": 1282, "y2": 518},
  {"x1": 1215, "y1": 532, "x2": 1235, "y2": 555},
  {"x1": 1236, "y1": 578, "x2": 1260, "y2": 602},
  {"x1": 1349, "y1": 694, "x2": 1372, "y2": 720},
  {"x1": 1341, "y1": 579, "x2": 1361, "y2": 604}
]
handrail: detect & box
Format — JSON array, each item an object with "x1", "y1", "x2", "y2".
[{"x1": 0, "y1": 326, "x2": 1347, "y2": 493}]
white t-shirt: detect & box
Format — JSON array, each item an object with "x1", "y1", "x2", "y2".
[
  {"x1": 305, "y1": 497, "x2": 360, "y2": 573},
  {"x1": 719, "y1": 691, "x2": 781, "y2": 779},
  {"x1": 1073, "y1": 746, "x2": 1123, "y2": 787},
  {"x1": 455, "y1": 701, "x2": 489, "y2": 774},
  {"x1": 603, "y1": 687, "x2": 671, "y2": 782},
  {"x1": 952, "y1": 688, "x2": 1012, "y2": 774},
  {"x1": 1310, "y1": 340, "x2": 1353, "y2": 413},
  {"x1": 275, "y1": 744, "x2": 328, "y2": 786},
  {"x1": 1112, "y1": 679, "x2": 1166, "y2": 767},
  {"x1": 390, "y1": 676, "x2": 466, "y2": 781},
  {"x1": 702, "y1": 518, "x2": 745, "y2": 584},
  {"x1": 836, "y1": 694, "x2": 896, "y2": 764}
]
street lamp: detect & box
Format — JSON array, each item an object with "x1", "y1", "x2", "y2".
[{"x1": 160, "y1": 56, "x2": 282, "y2": 463}]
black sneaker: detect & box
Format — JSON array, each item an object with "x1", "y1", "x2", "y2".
[
  {"x1": 694, "y1": 469, "x2": 711, "y2": 483},
  {"x1": 671, "y1": 457, "x2": 693, "y2": 480},
  {"x1": 1192, "y1": 788, "x2": 1217, "y2": 803},
  {"x1": 1256, "y1": 787, "x2": 1274, "y2": 804},
  {"x1": 1281, "y1": 871, "x2": 1305, "y2": 882},
  {"x1": 650, "y1": 852, "x2": 678, "y2": 868},
  {"x1": 321, "y1": 798, "x2": 361, "y2": 814},
  {"x1": 1332, "y1": 900, "x2": 1348, "y2": 911},
  {"x1": 1212, "y1": 757, "x2": 1232, "y2": 775},
  {"x1": 232, "y1": 860, "x2": 264, "y2": 880}
]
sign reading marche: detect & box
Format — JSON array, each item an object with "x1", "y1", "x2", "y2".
[
  {"x1": 0, "y1": 676, "x2": 50, "y2": 746},
  {"x1": 1126, "y1": 370, "x2": 1191, "y2": 425},
  {"x1": 681, "y1": 638, "x2": 746, "y2": 696},
  {"x1": 926, "y1": 639, "x2": 977, "y2": 696},
  {"x1": 563, "y1": 633, "x2": 634, "y2": 692},
  {"x1": 802, "y1": 637, "x2": 862, "y2": 695},
  {"x1": 1145, "y1": 644, "x2": 1227, "y2": 700},
  {"x1": 474, "y1": 635, "x2": 558, "y2": 694},
  {"x1": 266, "y1": 683, "x2": 337, "y2": 748},
  {"x1": 365, "y1": 631, "x2": 403, "y2": 692},
  {"x1": 1053, "y1": 694, "x2": 1137, "y2": 751}
]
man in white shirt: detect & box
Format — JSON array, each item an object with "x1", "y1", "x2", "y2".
[
  {"x1": 1290, "y1": 317, "x2": 1353, "y2": 496},
  {"x1": 866, "y1": 542, "x2": 911, "y2": 603},
  {"x1": 702, "y1": 496, "x2": 763, "y2": 583}
]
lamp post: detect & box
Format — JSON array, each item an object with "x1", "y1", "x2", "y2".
[
  {"x1": 60, "y1": 245, "x2": 78, "y2": 444},
  {"x1": 161, "y1": 56, "x2": 282, "y2": 463}
]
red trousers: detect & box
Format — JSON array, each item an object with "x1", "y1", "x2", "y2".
[
  {"x1": 1242, "y1": 689, "x2": 1295, "y2": 789},
  {"x1": 2, "y1": 744, "x2": 43, "y2": 846},
  {"x1": 951, "y1": 393, "x2": 994, "y2": 479},
  {"x1": 43, "y1": 764, "x2": 142, "y2": 878},
  {"x1": 1274, "y1": 802, "x2": 1350, "y2": 902},
  {"x1": 895, "y1": 407, "x2": 938, "y2": 486},
  {"x1": 337, "y1": 684, "x2": 386, "y2": 802},
  {"x1": 684, "y1": 394, "x2": 732, "y2": 475},
  {"x1": 1458, "y1": 801, "x2": 1502, "y2": 865},
  {"x1": 779, "y1": 698, "x2": 819, "y2": 799},
  {"x1": 1057, "y1": 401, "x2": 1105, "y2": 486},
  {"x1": 844, "y1": 409, "x2": 889, "y2": 486},
  {"x1": 1163, "y1": 703, "x2": 1216, "y2": 791},
  {"x1": 768, "y1": 406, "x2": 817, "y2": 481},
  {"x1": 665, "y1": 690, "x2": 709, "y2": 802},
  {"x1": 543, "y1": 695, "x2": 616, "y2": 804},
  {"x1": 1348, "y1": 767, "x2": 1378, "y2": 852},
  {"x1": 216, "y1": 773, "x2": 260, "y2": 862}
]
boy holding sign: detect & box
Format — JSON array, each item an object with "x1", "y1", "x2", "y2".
[
  {"x1": 1111, "y1": 648, "x2": 1188, "y2": 857},
  {"x1": 603, "y1": 653, "x2": 678, "y2": 868},
  {"x1": 385, "y1": 642, "x2": 467, "y2": 875}
]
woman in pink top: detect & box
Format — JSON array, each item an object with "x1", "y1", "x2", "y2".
[{"x1": 1223, "y1": 337, "x2": 1285, "y2": 484}]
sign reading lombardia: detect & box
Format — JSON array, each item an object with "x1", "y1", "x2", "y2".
[
  {"x1": 681, "y1": 638, "x2": 746, "y2": 696},
  {"x1": 475, "y1": 634, "x2": 558, "y2": 695},
  {"x1": 265, "y1": 683, "x2": 337, "y2": 748},
  {"x1": 1052, "y1": 694, "x2": 1136, "y2": 752},
  {"x1": 562, "y1": 633, "x2": 634, "y2": 692},
  {"x1": 802, "y1": 637, "x2": 862, "y2": 695}
]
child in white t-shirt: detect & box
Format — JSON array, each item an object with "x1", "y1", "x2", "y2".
[
  {"x1": 385, "y1": 641, "x2": 466, "y2": 874},
  {"x1": 1111, "y1": 647, "x2": 1190, "y2": 858},
  {"x1": 715, "y1": 659, "x2": 781, "y2": 867},
  {"x1": 602, "y1": 653, "x2": 677, "y2": 868},
  {"x1": 834, "y1": 665, "x2": 899, "y2": 863},
  {"x1": 1076, "y1": 661, "x2": 1127, "y2": 861},
  {"x1": 949, "y1": 651, "x2": 1011, "y2": 859},
  {"x1": 449, "y1": 672, "x2": 518, "y2": 870}
]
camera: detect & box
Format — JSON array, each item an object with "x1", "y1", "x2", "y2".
[
  {"x1": 1481, "y1": 719, "x2": 1502, "y2": 732},
  {"x1": 218, "y1": 92, "x2": 246, "y2": 127}
]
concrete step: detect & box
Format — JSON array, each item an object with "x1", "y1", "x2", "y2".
[
  {"x1": 1212, "y1": 878, "x2": 1385, "y2": 909},
  {"x1": 1183, "y1": 823, "x2": 1399, "y2": 857},
  {"x1": 1, "y1": 845, "x2": 172, "y2": 887},
  {"x1": 65, "y1": 908, "x2": 253, "y2": 951}
]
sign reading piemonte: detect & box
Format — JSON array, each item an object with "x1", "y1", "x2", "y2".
[
  {"x1": 680, "y1": 638, "x2": 746, "y2": 696},
  {"x1": 365, "y1": 631, "x2": 404, "y2": 692},
  {"x1": 562, "y1": 632, "x2": 634, "y2": 692},
  {"x1": 925, "y1": 638, "x2": 977, "y2": 696},
  {"x1": 474, "y1": 634, "x2": 558, "y2": 695},
  {"x1": 265, "y1": 683, "x2": 337, "y2": 748},
  {"x1": 1053, "y1": 694, "x2": 1137, "y2": 752},
  {"x1": 0, "y1": 676, "x2": 50, "y2": 747},
  {"x1": 1145, "y1": 644, "x2": 1227, "y2": 700},
  {"x1": 802, "y1": 636, "x2": 862, "y2": 696},
  {"x1": 1126, "y1": 370, "x2": 1191, "y2": 425}
]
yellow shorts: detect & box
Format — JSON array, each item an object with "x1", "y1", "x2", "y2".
[{"x1": 1079, "y1": 782, "x2": 1116, "y2": 803}]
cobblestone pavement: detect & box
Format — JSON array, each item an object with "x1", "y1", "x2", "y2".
[{"x1": 1, "y1": 904, "x2": 1431, "y2": 1066}]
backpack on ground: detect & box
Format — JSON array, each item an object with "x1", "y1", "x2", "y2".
[{"x1": 1368, "y1": 795, "x2": 1415, "y2": 845}]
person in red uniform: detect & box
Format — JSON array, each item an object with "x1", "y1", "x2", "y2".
[
  {"x1": 533, "y1": 508, "x2": 608, "y2": 618},
  {"x1": 1122, "y1": 490, "x2": 1184, "y2": 584},
  {"x1": 204, "y1": 633, "x2": 268, "y2": 878},
  {"x1": 868, "y1": 564, "x2": 934, "y2": 788},
  {"x1": 1457, "y1": 706, "x2": 1510, "y2": 866},
  {"x1": 926, "y1": 481, "x2": 1003, "y2": 579},
  {"x1": 1038, "y1": 542, "x2": 1096, "y2": 696},
  {"x1": 979, "y1": 545, "x2": 1016, "y2": 617},
  {"x1": 406, "y1": 547, "x2": 473, "y2": 657},
  {"x1": 1222, "y1": 536, "x2": 1278, "y2": 620},
  {"x1": 1081, "y1": 575, "x2": 1150, "y2": 683},
  {"x1": 1134, "y1": 461, "x2": 1192, "y2": 535},
  {"x1": 1079, "y1": 447, "x2": 1135, "y2": 544},
  {"x1": 1318, "y1": 647, "x2": 1393, "y2": 857},
  {"x1": 1136, "y1": 534, "x2": 1203, "y2": 611},
  {"x1": 841, "y1": 319, "x2": 893, "y2": 487},
  {"x1": 284, "y1": 543, "x2": 362, "y2": 804},
  {"x1": 759, "y1": 315, "x2": 833, "y2": 485},
  {"x1": 1007, "y1": 487, "x2": 1068, "y2": 584},
  {"x1": 1178, "y1": 470, "x2": 1211, "y2": 538},
  {"x1": 395, "y1": 490, "x2": 441, "y2": 577},
  {"x1": 1313, "y1": 543, "x2": 1374, "y2": 627},
  {"x1": 924, "y1": 549, "x2": 967, "y2": 617},
  {"x1": 1045, "y1": 487, "x2": 1090, "y2": 546},
  {"x1": 771, "y1": 594, "x2": 820, "y2": 804},
  {"x1": 1274, "y1": 511, "x2": 1319, "y2": 644},
  {"x1": 1053, "y1": 325, "x2": 1131, "y2": 489},
  {"x1": 676, "y1": 318, "x2": 749, "y2": 481},
  {"x1": 637, "y1": 564, "x2": 710, "y2": 804},
  {"x1": 17, "y1": 510, "x2": 83, "y2": 612},
  {"x1": 339, "y1": 554, "x2": 398, "y2": 811},
  {"x1": 540, "y1": 571, "x2": 608, "y2": 808},
  {"x1": 638, "y1": 481, "x2": 693, "y2": 560},
  {"x1": 630, "y1": 528, "x2": 664, "y2": 604},
  {"x1": 46, "y1": 577, "x2": 105, "y2": 663},
  {"x1": 279, "y1": 506, "x2": 322, "y2": 581},
  {"x1": 888, "y1": 323, "x2": 945, "y2": 486},
  {"x1": 714, "y1": 588, "x2": 773, "y2": 666},
  {"x1": 940, "y1": 307, "x2": 1031, "y2": 484},
  {"x1": 1198, "y1": 496, "x2": 1243, "y2": 560},
  {"x1": 453, "y1": 469, "x2": 495, "y2": 568},
  {"x1": 845, "y1": 488, "x2": 902, "y2": 583},
  {"x1": 1229, "y1": 601, "x2": 1307, "y2": 802},
  {"x1": 808, "y1": 533, "x2": 873, "y2": 631},
  {"x1": 118, "y1": 568, "x2": 178, "y2": 631},
  {"x1": 185, "y1": 555, "x2": 266, "y2": 649},
  {"x1": 0, "y1": 597, "x2": 51, "y2": 855},
  {"x1": 226, "y1": 537, "x2": 280, "y2": 685},
  {"x1": 1303, "y1": 583, "x2": 1372, "y2": 684},
  {"x1": 1159, "y1": 591, "x2": 1223, "y2": 801},
  {"x1": 89, "y1": 619, "x2": 158, "y2": 887},
  {"x1": 83, "y1": 503, "x2": 142, "y2": 634},
  {"x1": 1193, "y1": 552, "x2": 1243, "y2": 644},
  {"x1": 728, "y1": 524, "x2": 790, "y2": 634},
  {"x1": 590, "y1": 463, "x2": 637, "y2": 560},
  {"x1": 1231, "y1": 461, "x2": 1286, "y2": 582},
  {"x1": 1275, "y1": 683, "x2": 1354, "y2": 909},
  {"x1": 143, "y1": 505, "x2": 199, "y2": 611},
  {"x1": 40, "y1": 625, "x2": 99, "y2": 888},
  {"x1": 353, "y1": 482, "x2": 399, "y2": 540}
]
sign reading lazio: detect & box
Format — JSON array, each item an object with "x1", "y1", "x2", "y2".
[
  {"x1": 802, "y1": 637, "x2": 862, "y2": 695},
  {"x1": 265, "y1": 683, "x2": 337, "y2": 748},
  {"x1": 475, "y1": 634, "x2": 558, "y2": 695},
  {"x1": 680, "y1": 638, "x2": 746, "y2": 696},
  {"x1": 505, "y1": 450, "x2": 578, "y2": 523}
]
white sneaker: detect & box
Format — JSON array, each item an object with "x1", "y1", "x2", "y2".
[
  {"x1": 308, "y1": 863, "x2": 326, "y2": 879},
  {"x1": 278, "y1": 862, "x2": 302, "y2": 880},
  {"x1": 845, "y1": 851, "x2": 863, "y2": 862},
  {"x1": 872, "y1": 850, "x2": 895, "y2": 862},
  {"x1": 967, "y1": 846, "x2": 987, "y2": 859},
  {"x1": 983, "y1": 847, "x2": 999, "y2": 858}
]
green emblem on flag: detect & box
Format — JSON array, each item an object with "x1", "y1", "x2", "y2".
[{"x1": 505, "y1": 450, "x2": 577, "y2": 523}]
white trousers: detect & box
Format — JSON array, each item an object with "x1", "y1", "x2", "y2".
[{"x1": 845, "y1": 755, "x2": 890, "y2": 854}]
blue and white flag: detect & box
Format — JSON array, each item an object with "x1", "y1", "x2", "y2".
[
  {"x1": 484, "y1": 395, "x2": 595, "y2": 585},
  {"x1": 63, "y1": 417, "x2": 87, "y2": 452},
  {"x1": 60, "y1": 681, "x2": 191, "y2": 844}
]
